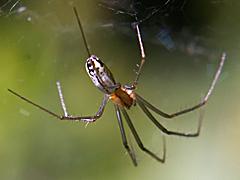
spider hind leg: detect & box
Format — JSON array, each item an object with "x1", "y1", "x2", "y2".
[
  {"x1": 137, "y1": 98, "x2": 203, "y2": 137},
  {"x1": 135, "y1": 52, "x2": 226, "y2": 119},
  {"x1": 114, "y1": 105, "x2": 138, "y2": 166},
  {"x1": 120, "y1": 107, "x2": 166, "y2": 163}
]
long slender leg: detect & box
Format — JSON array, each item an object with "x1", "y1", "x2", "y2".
[
  {"x1": 114, "y1": 105, "x2": 137, "y2": 166},
  {"x1": 8, "y1": 89, "x2": 108, "y2": 123},
  {"x1": 73, "y1": 7, "x2": 91, "y2": 57},
  {"x1": 120, "y1": 108, "x2": 166, "y2": 163},
  {"x1": 137, "y1": 100, "x2": 203, "y2": 137},
  {"x1": 56, "y1": 81, "x2": 68, "y2": 117},
  {"x1": 136, "y1": 52, "x2": 226, "y2": 119},
  {"x1": 132, "y1": 23, "x2": 146, "y2": 88}
]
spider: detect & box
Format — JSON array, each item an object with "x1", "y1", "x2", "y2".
[{"x1": 8, "y1": 7, "x2": 226, "y2": 166}]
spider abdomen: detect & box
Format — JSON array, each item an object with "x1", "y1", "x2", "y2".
[{"x1": 86, "y1": 55, "x2": 117, "y2": 94}]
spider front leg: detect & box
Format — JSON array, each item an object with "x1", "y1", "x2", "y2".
[
  {"x1": 126, "y1": 23, "x2": 146, "y2": 90},
  {"x1": 8, "y1": 86, "x2": 108, "y2": 123},
  {"x1": 60, "y1": 95, "x2": 108, "y2": 122},
  {"x1": 56, "y1": 81, "x2": 68, "y2": 117},
  {"x1": 56, "y1": 81, "x2": 109, "y2": 122}
]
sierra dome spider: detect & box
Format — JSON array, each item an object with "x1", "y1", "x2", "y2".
[{"x1": 8, "y1": 7, "x2": 226, "y2": 166}]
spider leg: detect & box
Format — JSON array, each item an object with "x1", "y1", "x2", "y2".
[
  {"x1": 114, "y1": 105, "x2": 137, "y2": 166},
  {"x1": 8, "y1": 89, "x2": 108, "y2": 123},
  {"x1": 61, "y1": 94, "x2": 108, "y2": 122},
  {"x1": 8, "y1": 89, "x2": 61, "y2": 119},
  {"x1": 56, "y1": 81, "x2": 68, "y2": 116},
  {"x1": 120, "y1": 107, "x2": 166, "y2": 163},
  {"x1": 136, "y1": 52, "x2": 226, "y2": 118},
  {"x1": 73, "y1": 7, "x2": 91, "y2": 57},
  {"x1": 137, "y1": 99, "x2": 203, "y2": 137},
  {"x1": 132, "y1": 23, "x2": 146, "y2": 88}
]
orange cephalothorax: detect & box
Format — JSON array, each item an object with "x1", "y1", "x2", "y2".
[{"x1": 110, "y1": 87, "x2": 136, "y2": 109}]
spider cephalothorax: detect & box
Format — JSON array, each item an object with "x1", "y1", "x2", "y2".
[{"x1": 110, "y1": 86, "x2": 136, "y2": 109}]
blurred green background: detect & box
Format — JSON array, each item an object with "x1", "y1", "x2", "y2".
[{"x1": 1, "y1": 0, "x2": 240, "y2": 180}]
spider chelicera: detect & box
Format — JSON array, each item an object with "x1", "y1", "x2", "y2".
[{"x1": 8, "y1": 7, "x2": 226, "y2": 166}]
